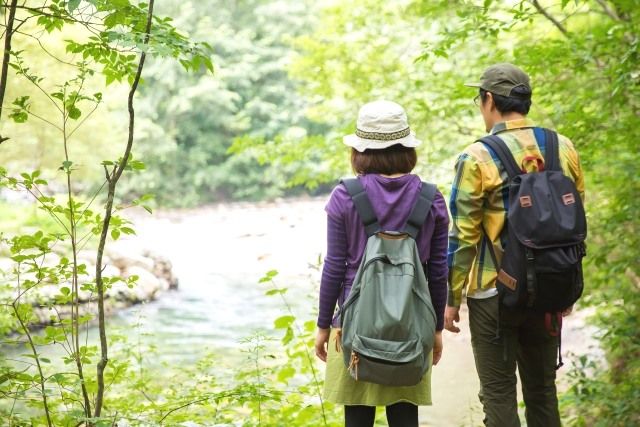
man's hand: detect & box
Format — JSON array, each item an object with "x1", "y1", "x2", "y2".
[
  {"x1": 315, "y1": 328, "x2": 331, "y2": 362},
  {"x1": 444, "y1": 306, "x2": 461, "y2": 333},
  {"x1": 432, "y1": 331, "x2": 443, "y2": 366}
]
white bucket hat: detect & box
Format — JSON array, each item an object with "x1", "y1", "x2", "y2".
[{"x1": 343, "y1": 100, "x2": 422, "y2": 152}]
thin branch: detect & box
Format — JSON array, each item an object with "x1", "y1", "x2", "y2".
[
  {"x1": 14, "y1": 58, "x2": 64, "y2": 115},
  {"x1": 4, "y1": 358, "x2": 36, "y2": 367},
  {"x1": 51, "y1": 305, "x2": 74, "y2": 358},
  {"x1": 0, "y1": 0, "x2": 18, "y2": 123},
  {"x1": 530, "y1": 0, "x2": 569, "y2": 36},
  {"x1": 25, "y1": 110, "x2": 64, "y2": 131},
  {"x1": 76, "y1": 179, "x2": 107, "y2": 226},
  {"x1": 11, "y1": 253, "x2": 52, "y2": 302},
  {"x1": 60, "y1": 89, "x2": 93, "y2": 421},
  {"x1": 9, "y1": 13, "x2": 31, "y2": 34},
  {"x1": 23, "y1": 185, "x2": 72, "y2": 236},
  {"x1": 595, "y1": 0, "x2": 626, "y2": 21},
  {"x1": 14, "y1": 29, "x2": 77, "y2": 66},
  {"x1": 94, "y1": 0, "x2": 155, "y2": 418},
  {"x1": 67, "y1": 102, "x2": 100, "y2": 139},
  {"x1": 4, "y1": 4, "x2": 107, "y2": 38},
  {"x1": 159, "y1": 396, "x2": 216, "y2": 423},
  {"x1": 12, "y1": 301, "x2": 53, "y2": 427}
]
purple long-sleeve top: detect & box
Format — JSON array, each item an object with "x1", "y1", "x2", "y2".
[{"x1": 318, "y1": 173, "x2": 450, "y2": 331}]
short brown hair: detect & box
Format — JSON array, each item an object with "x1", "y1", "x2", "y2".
[{"x1": 351, "y1": 144, "x2": 417, "y2": 175}]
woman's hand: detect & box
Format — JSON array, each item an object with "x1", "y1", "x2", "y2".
[
  {"x1": 433, "y1": 331, "x2": 443, "y2": 366},
  {"x1": 315, "y1": 328, "x2": 331, "y2": 362}
]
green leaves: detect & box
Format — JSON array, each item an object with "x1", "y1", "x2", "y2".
[
  {"x1": 16, "y1": 170, "x2": 48, "y2": 189},
  {"x1": 273, "y1": 315, "x2": 295, "y2": 329},
  {"x1": 127, "y1": 159, "x2": 146, "y2": 171},
  {"x1": 60, "y1": 160, "x2": 73, "y2": 174},
  {"x1": 67, "y1": 0, "x2": 81, "y2": 13},
  {"x1": 108, "y1": 214, "x2": 136, "y2": 241},
  {"x1": 9, "y1": 96, "x2": 31, "y2": 123},
  {"x1": 67, "y1": 105, "x2": 81, "y2": 120},
  {"x1": 130, "y1": 193, "x2": 154, "y2": 214},
  {"x1": 259, "y1": 269, "x2": 279, "y2": 283}
]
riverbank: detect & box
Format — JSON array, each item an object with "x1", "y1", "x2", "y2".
[{"x1": 0, "y1": 245, "x2": 179, "y2": 331}]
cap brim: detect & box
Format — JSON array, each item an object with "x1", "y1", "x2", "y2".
[
  {"x1": 464, "y1": 82, "x2": 482, "y2": 88},
  {"x1": 343, "y1": 132, "x2": 422, "y2": 153}
]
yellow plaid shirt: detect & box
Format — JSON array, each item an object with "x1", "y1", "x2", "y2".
[{"x1": 447, "y1": 118, "x2": 585, "y2": 307}]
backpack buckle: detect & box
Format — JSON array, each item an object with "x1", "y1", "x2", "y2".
[{"x1": 526, "y1": 249, "x2": 535, "y2": 261}]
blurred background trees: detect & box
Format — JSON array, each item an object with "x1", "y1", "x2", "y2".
[{"x1": 1, "y1": 0, "x2": 638, "y2": 425}]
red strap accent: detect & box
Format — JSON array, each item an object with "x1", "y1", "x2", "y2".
[
  {"x1": 522, "y1": 155, "x2": 545, "y2": 173},
  {"x1": 545, "y1": 312, "x2": 563, "y2": 337}
]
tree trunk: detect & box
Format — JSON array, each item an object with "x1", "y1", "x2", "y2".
[{"x1": 93, "y1": 0, "x2": 156, "y2": 419}]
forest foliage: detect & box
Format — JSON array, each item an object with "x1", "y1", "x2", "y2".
[{"x1": 0, "y1": 0, "x2": 638, "y2": 426}]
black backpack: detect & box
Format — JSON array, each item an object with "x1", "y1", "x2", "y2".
[{"x1": 479, "y1": 129, "x2": 587, "y2": 314}]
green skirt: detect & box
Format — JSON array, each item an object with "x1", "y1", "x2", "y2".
[{"x1": 323, "y1": 329, "x2": 432, "y2": 406}]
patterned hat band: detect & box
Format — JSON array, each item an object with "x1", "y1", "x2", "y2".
[{"x1": 355, "y1": 127, "x2": 411, "y2": 141}]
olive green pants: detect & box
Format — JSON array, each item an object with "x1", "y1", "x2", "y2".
[{"x1": 468, "y1": 295, "x2": 561, "y2": 427}]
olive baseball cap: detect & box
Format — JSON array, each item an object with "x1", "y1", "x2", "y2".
[{"x1": 465, "y1": 63, "x2": 532, "y2": 97}]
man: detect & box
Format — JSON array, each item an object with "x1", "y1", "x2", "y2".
[{"x1": 445, "y1": 63, "x2": 585, "y2": 427}]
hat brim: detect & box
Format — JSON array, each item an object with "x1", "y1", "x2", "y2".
[
  {"x1": 343, "y1": 132, "x2": 422, "y2": 153},
  {"x1": 464, "y1": 82, "x2": 482, "y2": 88}
]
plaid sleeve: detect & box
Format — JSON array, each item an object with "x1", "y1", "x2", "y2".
[
  {"x1": 559, "y1": 135, "x2": 586, "y2": 203},
  {"x1": 447, "y1": 152, "x2": 485, "y2": 307},
  {"x1": 570, "y1": 145, "x2": 585, "y2": 203}
]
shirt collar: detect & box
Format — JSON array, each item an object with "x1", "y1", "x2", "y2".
[{"x1": 490, "y1": 118, "x2": 535, "y2": 135}]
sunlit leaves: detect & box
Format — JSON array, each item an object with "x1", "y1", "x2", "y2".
[
  {"x1": 274, "y1": 315, "x2": 295, "y2": 329},
  {"x1": 9, "y1": 96, "x2": 31, "y2": 123},
  {"x1": 67, "y1": 0, "x2": 81, "y2": 13},
  {"x1": 130, "y1": 193, "x2": 154, "y2": 214},
  {"x1": 259, "y1": 269, "x2": 279, "y2": 283}
]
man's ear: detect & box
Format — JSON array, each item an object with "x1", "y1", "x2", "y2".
[{"x1": 485, "y1": 92, "x2": 496, "y2": 112}]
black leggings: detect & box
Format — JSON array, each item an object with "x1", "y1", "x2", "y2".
[{"x1": 344, "y1": 402, "x2": 418, "y2": 427}]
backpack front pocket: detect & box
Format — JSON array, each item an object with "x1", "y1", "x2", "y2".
[
  {"x1": 349, "y1": 334, "x2": 426, "y2": 386},
  {"x1": 533, "y1": 245, "x2": 584, "y2": 311}
]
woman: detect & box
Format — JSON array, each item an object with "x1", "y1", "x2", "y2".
[{"x1": 314, "y1": 100, "x2": 449, "y2": 426}]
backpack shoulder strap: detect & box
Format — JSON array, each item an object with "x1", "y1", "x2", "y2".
[
  {"x1": 403, "y1": 182, "x2": 438, "y2": 240},
  {"x1": 478, "y1": 135, "x2": 521, "y2": 179},
  {"x1": 340, "y1": 178, "x2": 380, "y2": 237},
  {"x1": 542, "y1": 128, "x2": 562, "y2": 172}
]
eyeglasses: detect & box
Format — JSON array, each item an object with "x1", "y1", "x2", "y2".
[{"x1": 473, "y1": 94, "x2": 481, "y2": 106}]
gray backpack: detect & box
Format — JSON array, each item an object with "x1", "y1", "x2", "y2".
[{"x1": 339, "y1": 178, "x2": 437, "y2": 386}]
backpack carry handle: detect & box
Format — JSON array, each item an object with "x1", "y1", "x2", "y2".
[
  {"x1": 521, "y1": 155, "x2": 545, "y2": 173},
  {"x1": 478, "y1": 128, "x2": 562, "y2": 178}
]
